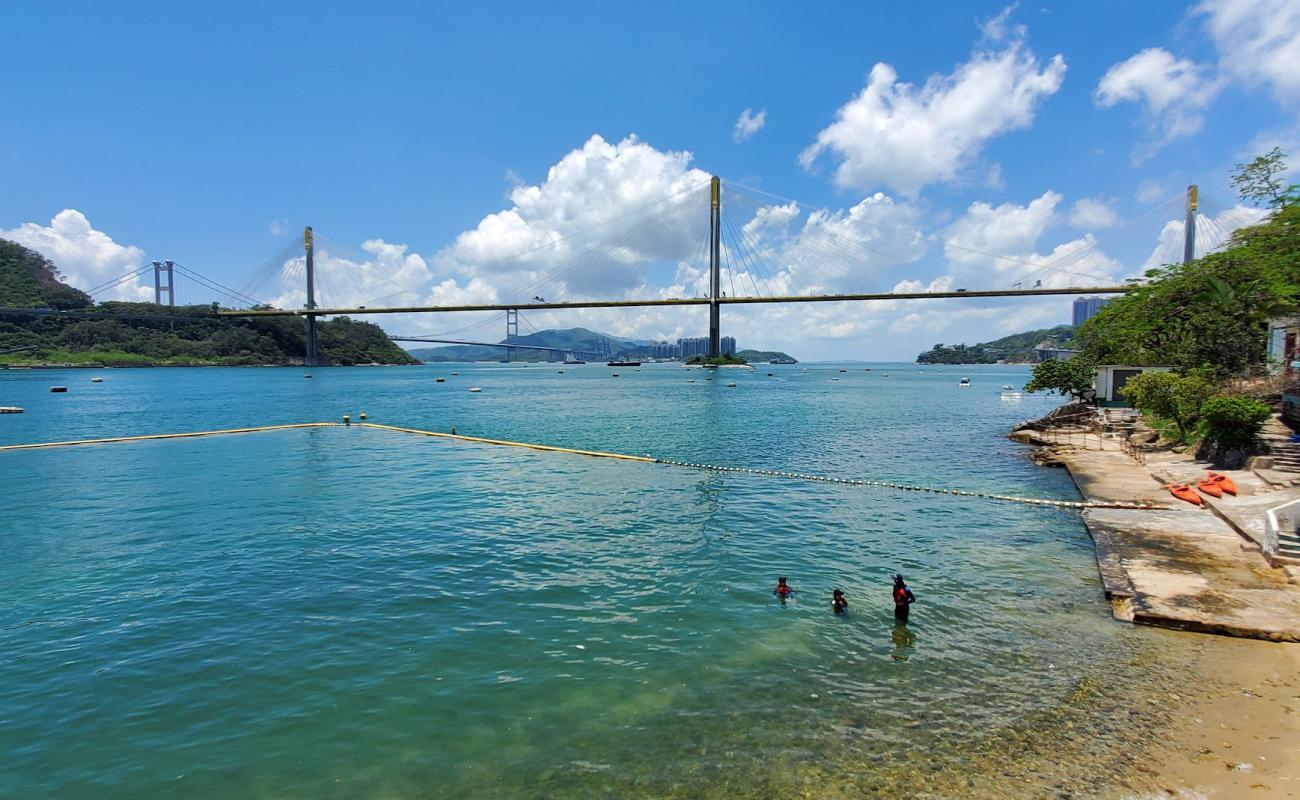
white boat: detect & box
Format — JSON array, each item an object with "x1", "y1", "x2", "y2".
[{"x1": 959, "y1": 377, "x2": 972, "y2": 388}]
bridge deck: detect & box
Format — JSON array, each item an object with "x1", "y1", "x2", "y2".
[{"x1": 217, "y1": 286, "x2": 1132, "y2": 317}]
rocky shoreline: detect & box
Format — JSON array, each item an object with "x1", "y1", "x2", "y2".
[{"x1": 1010, "y1": 409, "x2": 1300, "y2": 642}]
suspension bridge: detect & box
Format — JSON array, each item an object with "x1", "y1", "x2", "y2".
[{"x1": 3, "y1": 177, "x2": 1248, "y2": 365}]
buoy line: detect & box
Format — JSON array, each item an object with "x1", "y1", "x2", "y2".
[
  {"x1": 0, "y1": 422, "x2": 339, "y2": 452},
  {"x1": 652, "y1": 458, "x2": 1159, "y2": 511},
  {"x1": 0, "y1": 420, "x2": 1158, "y2": 510}
]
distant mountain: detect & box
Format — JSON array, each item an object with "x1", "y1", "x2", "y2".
[
  {"x1": 0, "y1": 238, "x2": 93, "y2": 309},
  {"x1": 409, "y1": 327, "x2": 646, "y2": 362},
  {"x1": 915, "y1": 325, "x2": 1075, "y2": 365}
]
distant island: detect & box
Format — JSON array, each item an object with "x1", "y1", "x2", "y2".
[
  {"x1": 0, "y1": 238, "x2": 417, "y2": 367},
  {"x1": 915, "y1": 325, "x2": 1075, "y2": 365},
  {"x1": 410, "y1": 329, "x2": 797, "y2": 364}
]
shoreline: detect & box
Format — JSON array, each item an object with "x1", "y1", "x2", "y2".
[{"x1": 1013, "y1": 419, "x2": 1300, "y2": 797}]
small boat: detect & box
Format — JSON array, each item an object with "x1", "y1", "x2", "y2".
[
  {"x1": 607, "y1": 360, "x2": 641, "y2": 367},
  {"x1": 0, "y1": 406, "x2": 23, "y2": 414},
  {"x1": 1195, "y1": 479, "x2": 1224, "y2": 498},
  {"x1": 1205, "y1": 471, "x2": 1237, "y2": 495},
  {"x1": 1002, "y1": 384, "x2": 1014, "y2": 391},
  {"x1": 91, "y1": 377, "x2": 104, "y2": 383},
  {"x1": 839, "y1": 369, "x2": 847, "y2": 373},
  {"x1": 725, "y1": 382, "x2": 736, "y2": 387},
  {"x1": 435, "y1": 377, "x2": 445, "y2": 383},
  {"x1": 50, "y1": 386, "x2": 67, "y2": 393},
  {"x1": 563, "y1": 358, "x2": 586, "y2": 365},
  {"x1": 959, "y1": 377, "x2": 972, "y2": 388},
  {"x1": 1169, "y1": 483, "x2": 1203, "y2": 506},
  {"x1": 468, "y1": 387, "x2": 482, "y2": 393}
]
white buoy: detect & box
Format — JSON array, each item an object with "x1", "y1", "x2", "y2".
[{"x1": 469, "y1": 387, "x2": 482, "y2": 393}]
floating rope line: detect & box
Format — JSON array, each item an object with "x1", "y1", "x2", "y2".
[
  {"x1": 0, "y1": 423, "x2": 339, "y2": 451},
  {"x1": 0, "y1": 420, "x2": 1160, "y2": 510},
  {"x1": 651, "y1": 459, "x2": 1159, "y2": 511}
]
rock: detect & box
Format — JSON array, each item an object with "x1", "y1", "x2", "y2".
[
  {"x1": 1129, "y1": 430, "x2": 1159, "y2": 445},
  {"x1": 1009, "y1": 429, "x2": 1040, "y2": 444}
]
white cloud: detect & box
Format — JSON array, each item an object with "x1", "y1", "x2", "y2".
[
  {"x1": 434, "y1": 134, "x2": 711, "y2": 299},
  {"x1": 943, "y1": 192, "x2": 1123, "y2": 287},
  {"x1": 269, "y1": 238, "x2": 434, "y2": 312},
  {"x1": 1196, "y1": 0, "x2": 1300, "y2": 105},
  {"x1": 1068, "y1": 197, "x2": 1120, "y2": 229},
  {"x1": 270, "y1": 219, "x2": 289, "y2": 236},
  {"x1": 1, "y1": 209, "x2": 151, "y2": 300},
  {"x1": 1094, "y1": 48, "x2": 1221, "y2": 160},
  {"x1": 733, "y1": 108, "x2": 767, "y2": 143},
  {"x1": 1141, "y1": 205, "x2": 1270, "y2": 269},
  {"x1": 799, "y1": 21, "x2": 1065, "y2": 195}
]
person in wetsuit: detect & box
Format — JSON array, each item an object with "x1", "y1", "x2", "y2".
[
  {"x1": 892, "y1": 574, "x2": 915, "y2": 622},
  {"x1": 832, "y1": 589, "x2": 848, "y2": 614}
]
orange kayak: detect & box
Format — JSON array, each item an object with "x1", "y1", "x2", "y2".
[
  {"x1": 1195, "y1": 479, "x2": 1224, "y2": 498},
  {"x1": 1206, "y1": 471, "x2": 1237, "y2": 495},
  {"x1": 1169, "y1": 483, "x2": 1203, "y2": 505}
]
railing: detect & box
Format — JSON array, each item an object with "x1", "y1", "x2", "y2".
[{"x1": 1263, "y1": 498, "x2": 1300, "y2": 562}]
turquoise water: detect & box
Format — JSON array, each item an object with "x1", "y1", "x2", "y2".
[{"x1": 1, "y1": 364, "x2": 1192, "y2": 797}]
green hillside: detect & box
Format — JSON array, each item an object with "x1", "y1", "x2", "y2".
[
  {"x1": 0, "y1": 237, "x2": 417, "y2": 367},
  {"x1": 915, "y1": 325, "x2": 1075, "y2": 364},
  {"x1": 735, "y1": 349, "x2": 797, "y2": 363}
]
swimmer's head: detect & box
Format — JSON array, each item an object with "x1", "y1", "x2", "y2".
[
  {"x1": 893, "y1": 574, "x2": 905, "y2": 586},
  {"x1": 833, "y1": 589, "x2": 844, "y2": 599},
  {"x1": 777, "y1": 576, "x2": 788, "y2": 585}
]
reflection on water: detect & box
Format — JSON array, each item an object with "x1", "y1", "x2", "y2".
[
  {"x1": 891, "y1": 622, "x2": 917, "y2": 661},
  {"x1": 0, "y1": 364, "x2": 1209, "y2": 798}
]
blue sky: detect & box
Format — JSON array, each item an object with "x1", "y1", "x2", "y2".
[{"x1": 3, "y1": 1, "x2": 1298, "y2": 359}]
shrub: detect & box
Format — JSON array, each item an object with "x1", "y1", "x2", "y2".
[
  {"x1": 1120, "y1": 371, "x2": 1216, "y2": 442},
  {"x1": 1198, "y1": 394, "x2": 1272, "y2": 450}
]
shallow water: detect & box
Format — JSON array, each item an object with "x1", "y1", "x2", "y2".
[{"x1": 0, "y1": 363, "x2": 1200, "y2": 797}]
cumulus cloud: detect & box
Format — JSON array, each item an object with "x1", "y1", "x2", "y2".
[
  {"x1": 799, "y1": 18, "x2": 1065, "y2": 195},
  {"x1": 1068, "y1": 197, "x2": 1120, "y2": 229},
  {"x1": 944, "y1": 191, "x2": 1123, "y2": 287},
  {"x1": 1094, "y1": 48, "x2": 1221, "y2": 161},
  {"x1": 0, "y1": 209, "x2": 151, "y2": 300},
  {"x1": 434, "y1": 134, "x2": 711, "y2": 299},
  {"x1": 1196, "y1": 0, "x2": 1300, "y2": 105},
  {"x1": 733, "y1": 108, "x2": 767, "y2": 143}
]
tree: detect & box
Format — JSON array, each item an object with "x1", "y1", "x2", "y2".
[
  {"x1": 1024, "y1": 357, "x2": 1096, "y2": 401},
  {"x1": 1231, "y1": 147, "x2": 1300, "y2": 209},
  {"x1": 1120, "y1": 371, "x2": 1215, "y2": 442}
]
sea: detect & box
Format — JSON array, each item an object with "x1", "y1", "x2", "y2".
[{"x1": 0, "y1": 363, "x2": 1206, "y2": 798}]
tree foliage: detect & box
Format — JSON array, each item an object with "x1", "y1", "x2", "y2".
[
  {"x1": 1072, "y1": 204, "x2": 1300, "y2": 377},
  {"x1": 1231, "y1": 147, "x2": 1300, "y2": 209},
  {"x1": 1119, "y1": 370, "x2": 1215, "y2": 441},
  {"x1": 1024, "y1": 357, "x2": 1096, "y2": 400}
]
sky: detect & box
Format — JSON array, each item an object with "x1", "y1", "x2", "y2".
[{"x1": 3, "y1": 0, "x2": 1298, "y2": 360}]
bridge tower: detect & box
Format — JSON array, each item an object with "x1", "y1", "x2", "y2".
[
  {"x1": 505, "y1": 308, "x2": 518, "y2": 362},
  {"x1": 152, "y1": 260, "x2": 175, "y2": 307},
  {"x1": 708, "y1": 175, "x2": 722, "y2": 357},
  {"x1": 304, "y1": 226, "x2": 318, "y2": 367},
  {"x1": 1183, "y1": 184, "x2": 1198, "y2": 264}
]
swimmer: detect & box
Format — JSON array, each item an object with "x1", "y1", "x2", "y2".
[
  {"x1": 832, "y1": 589, "x2": 848, "y2": 614},
  {"x1": 892, "y1": 574, "x2": 915, "y2": 623},
  {"x1": 774, "y1": 576, "x2": 793, "y2": 600}
]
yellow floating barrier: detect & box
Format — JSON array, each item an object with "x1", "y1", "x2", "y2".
[
  {"x1": 359, "y1": 422, "x2": 655, "y2": 463},
  {"x1": 0, "y1": 422, "x2": 338, "y2": 452}
]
